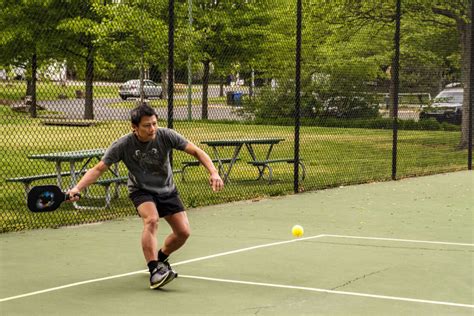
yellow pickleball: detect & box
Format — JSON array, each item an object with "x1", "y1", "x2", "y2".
[{"x1": 292, "y1": 224, "x2": 304, "y2": 237}]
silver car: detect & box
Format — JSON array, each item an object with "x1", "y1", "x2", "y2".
[{"x1": 119, "y1": 79, "x2": 163, "y2": 100}]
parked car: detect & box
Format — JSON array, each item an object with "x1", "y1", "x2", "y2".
[
  {"x1": 431, "y1": 85, "x2": 463, "y2": 108},
  {"x1": 119, "y1": 79, "x2": 163, "y2": 100},
  {"x1": 419, "y1": 108, "x2": 462, "y2": 125},
  {"x1": 419, "y1": 85, "x2": 463, "y2": 125}
]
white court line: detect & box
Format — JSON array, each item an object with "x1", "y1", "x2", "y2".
[
  {"x1": 179, "y1": 275, "x2": 474, "y2": 309},
  {"x1": 172, "y1": 234, "x2": 326, "y2": 266},
  {"x1": 1, "y1": 233, "x2": 472, "y2": 304},
  {"x1": 0, "y1": 270, "x2": 147, "y2": 303},
  {"x1": 321, "y1": 234, "x2": 474, "y2": 247},
  {"x1": 0, "y1": 234, "x2": 324, "y2": 303}
]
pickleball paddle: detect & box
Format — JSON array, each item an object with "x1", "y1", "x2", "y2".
[{"x1": 27, "y1": 185, "x2": 80, "y2": 212}]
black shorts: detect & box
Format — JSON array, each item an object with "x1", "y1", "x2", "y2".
[{"x1": 129, "y1": 189, "x2": 185, "y2": 218}]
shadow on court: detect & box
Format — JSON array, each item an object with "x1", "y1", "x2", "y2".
[{"x1": 1, "y1": 171, "x2": 473, "y2": 315}]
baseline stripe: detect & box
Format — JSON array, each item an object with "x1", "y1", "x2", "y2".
[
  {"x1": 321, "y1": 234, "x2": 474, "y2": 247},
  {"x1": 180, "y1": 274, "x2": 474, "y2": 309},
  {"x1": 0, "y1": 270, "x2": 146, "y2": 303}
]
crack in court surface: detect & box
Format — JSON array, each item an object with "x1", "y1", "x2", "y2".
[{"x1": 330, "y1": 267, "x2": 391, "y2": 291}]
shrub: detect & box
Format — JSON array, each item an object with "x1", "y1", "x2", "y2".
[
  {"x1": 248, "y1": 116, "x2": 460, "y2": 131},
  {"x1": 241, "y1": 75, "x2": 380, "y2": 121}
]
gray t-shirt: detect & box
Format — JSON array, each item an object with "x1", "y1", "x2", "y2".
[{"x1": 102, "y1": 128, "x2": 188, "y2": 195}]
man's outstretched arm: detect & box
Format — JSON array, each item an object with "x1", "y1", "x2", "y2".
[
  {"x1": 183, "y1": 143, "x2": 224, "y2": 192},
  {"x1": 67, "y1": 161, "x2": 109, "y2": 201}
]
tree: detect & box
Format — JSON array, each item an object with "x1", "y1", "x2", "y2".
[
  {"x1": 95, "y1": 0, "x2": 169, "y2": 103},
  {"x1": 190, "y1": 0, "x2": 270, "y2": 119},
  {"x1": 405, "y1": 0, "x2": 471, "y2": 148},
  {"x1": 323, "y1": 0, "x2": 471, "y2": 148},
  {"x1": 0, "y1": 0, "x2": 64, "y2": 117},
  {"x1": 56, "y1": 0, "x2": 113, "y2": 119}
]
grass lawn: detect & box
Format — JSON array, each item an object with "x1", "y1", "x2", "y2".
[{"x1": 0, "y1": 106, "x2": 467, "y2": 231}]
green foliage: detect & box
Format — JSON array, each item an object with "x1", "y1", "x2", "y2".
[
  {"x1": 0, "y1": 0, "x2": 466, "y2": 91},
  {"x1": 94, "y1": 1, "x2": 168, "y2": 74},
  {"x1": 241, "y1": 71, "x2": 380, "y2": 120},
  {"x1": 0, "y1": 0, "x2": 65, "y2": 73},
  {"x1": 300, "y1": 0, "x2": 465, "y2": 95},
  {"x1": 192, "y1": 0, "x2": 271, "y2": 72},
  {"x1": 248, "y1": 115, "x2": 460, "y2": 132}
]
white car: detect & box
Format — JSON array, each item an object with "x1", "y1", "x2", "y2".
[
  {"x1": 119, "y1": 79, "x2": 163, "y2": 100},
  {"x1": 431, "y1": 86, "x2": 463, "y2": 109},
  {"x1": 419, "y1": 84, "x2": 463, "y2": 125}
]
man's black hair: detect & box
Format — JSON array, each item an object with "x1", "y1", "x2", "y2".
[{"x1": 130, "y1": 104, "x2": 157, "y2": 126}]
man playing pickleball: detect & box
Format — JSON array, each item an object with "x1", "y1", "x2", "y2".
[{"x1": 67, "y1": 104, "x2": 224, "y2": 289}]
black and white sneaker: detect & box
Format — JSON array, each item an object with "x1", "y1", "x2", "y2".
[
  {"x1": 160, "y1": 260, "x2": 178, "y2": 287},
  {"x1": 149, "y1": 261, "x2": 170, "y2": 289}
]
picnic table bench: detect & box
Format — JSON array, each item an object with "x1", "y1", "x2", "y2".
[
  {"x1": 75, "y1": 176, "x2": 129, "y2": 209},
  {"x1": 180, "y1": 158, "x2": 240, "y2": 182},
  {"x1": 201, "y1": 138, "x2": 304, "y2": 183},
  {"x1": 41, "y1": 119, "x2": 98, "y2": 127},
  {"x1": 248, "y1": 158, "x2": 306, "y2": 183}
]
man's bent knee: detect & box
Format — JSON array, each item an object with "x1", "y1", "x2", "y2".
[
  {"x1": 177, "y1": 228, "x2": 190, "y2": 241},
  {"x1": 143, "y1": 216, "x2": 158, "y2": 230},
  {"x1": 138, "y1": 202, "x2": 159, "y2": 230}
]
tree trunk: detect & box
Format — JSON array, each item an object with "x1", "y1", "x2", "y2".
[
  {"x1": 457, "y1": 10, "x2": 471, "y2": 149},
  {"x1": 26, "y1": 79, "x2": 33, "y2": 97},
  {"x1": 84, "y1": 44, "x2": 94, "y2": 120},
  {"x1": 139, "y1": 40, "x2": 145, "y2": 105},
  {"x1": 29, "y1": 52, "x2": 38, "y2": 118},
  {"x1": 250, "y1": 68, "x2": 255, "y2": 98},
  {"x1": 161, "y1": 71, "x2": 168, "y2": 99},
  {"x1": 388, "y1": 65, "x2": 395, "y2": 118},
  {"x1": 201, "y1": 60, "x2": 210, "y2": 119}
]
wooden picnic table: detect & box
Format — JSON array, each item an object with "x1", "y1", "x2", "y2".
[{"x1": 201, "y1": 138, "x2": 285, "y2": 183}]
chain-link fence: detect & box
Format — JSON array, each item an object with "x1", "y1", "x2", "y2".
[{"x1": 1, "y1": 0, "x2": 472, "y2": 232}]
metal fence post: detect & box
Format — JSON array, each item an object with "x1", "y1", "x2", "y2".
[
  {"x1": 168, "y1": 0, "x2": 175, "y2": 129},
  {"x1": 294, "y1": 0, "x2": 302, "y2": 193},
  {"x1": 168, "y1": 0, "x2": 175, "y2": 167},
  {"x1": 391, "y1": 0, "x2": 401, "y2": 180},
  {"x1": 468, "y1": 1, "x2": 473, "y2": 170}
]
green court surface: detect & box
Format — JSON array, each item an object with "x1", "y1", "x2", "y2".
[{"x1": 1, "y1": 171, "x2": 473, "y2": 315}]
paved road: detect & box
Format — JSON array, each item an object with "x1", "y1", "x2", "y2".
[
  {"x1": 37, "y1": 98, "x2": 420, "y2": 122},
  {"x1": 38, "y1": 97, "x2": 247, "y2": 121}
]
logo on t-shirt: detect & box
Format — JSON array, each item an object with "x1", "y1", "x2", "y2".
[{"x1": 133, "y1": 148, "x2": 167, "y2": 175}]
